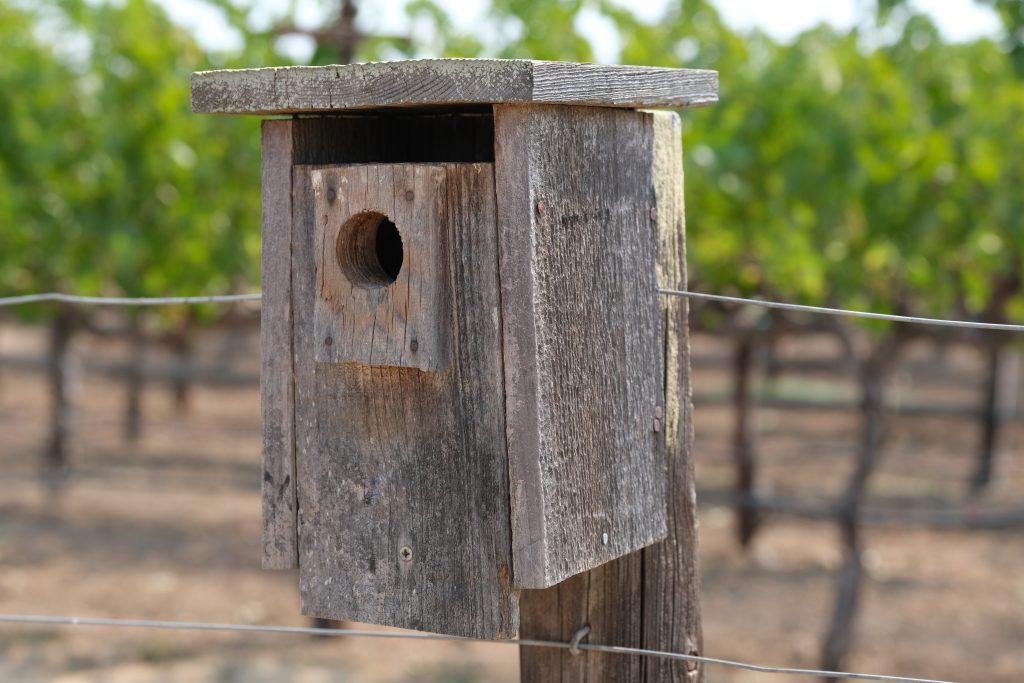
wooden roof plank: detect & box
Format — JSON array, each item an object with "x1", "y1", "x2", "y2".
[{"x1": 191, "y1": 59, "x2": 718, "y2": 115}]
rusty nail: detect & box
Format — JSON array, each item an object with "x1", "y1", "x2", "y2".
[
  {"x1": 653, "y1": 417, "x2": 661, "y2": 433},
  {"x1": 324, "y1": 336, "x2": 333, "y2": 347},
  {"x1": 536, "y1": 201, "x2": 546, "y2": 215},
  {"x1": 400, "y1": 546, "x2": 413, "y2": 562},
  {"x1": 410, "y1": 339, "x2": 419, "y2": 353},
  {"x1": 649, "y1": 207, "x2": 658, "y2": 221},
  {"x1": 405, "y1": 190, "x2": 415, "y2": 201}
]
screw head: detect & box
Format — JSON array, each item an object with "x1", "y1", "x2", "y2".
[
  {"x1": 536, "y1": 201, "x2": 546, "y2": 215},
  {"x1": 405, "y1": 190, "x2": 415, "y2": 201},
  {"x1": 324, "y1": 336, "x2": 333, "y2": 347},
  {"x1": 410, "y1": 339, "x2": 419, "y2": 353},
  {"x1": 399, "y1": 546, "x2": 413, "y2": 562}
]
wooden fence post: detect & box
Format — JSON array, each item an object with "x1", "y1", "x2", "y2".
[{"x1": 191, "y1": 60, "x2": 716, "y2": 675}]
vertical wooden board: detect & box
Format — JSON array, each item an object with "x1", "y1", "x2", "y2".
[
  {"x1": 641, "y1": 110, "x2": 703, "y2": 682},
  {"x1": 518, "y1": 110, "x2": 702, "y2": 683},
  {"x1": 260, "y1": 119, "x2": 298, "y2": 570},
  {"x1": 495, "y1": 104, "x2": 667, "y2": 589},
  {"x1": 291, "y1": 161, "x2": 518, "y2": 639}
]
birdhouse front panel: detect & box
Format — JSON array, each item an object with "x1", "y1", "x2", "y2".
[{"x1": 295, "y1": 160, "x2": 517, "y2": 639}]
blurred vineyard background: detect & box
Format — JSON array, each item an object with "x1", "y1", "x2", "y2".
[{"x1": 1, "y1": 0, "x2": 1023, "y2": 681}]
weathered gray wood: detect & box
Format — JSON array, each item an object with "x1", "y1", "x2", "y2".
[
  {"x1": 519, "y1": 110, "x2": 702, "y2": 682},
  {"x1": 495, "y1": 104, "x2": 667, "y2": 589},
  {"x1": 641, "y1": 109, "x2": 704, "y2": 683},
  {"x1": 312, "y1": 165, "x2": 449, "y2": 372},
  {"x1": 260, "y1": 119, "x2": 298, "y2": 570},
  {"x1": 520, "y1": 555, "x2": 645, "y2": 681},
  {"x1": 191, "y1": 60, "x2": 718, "y2": 115},
  {"x1": 293, "y1": 161, "x2": 518, "y2": 639}
]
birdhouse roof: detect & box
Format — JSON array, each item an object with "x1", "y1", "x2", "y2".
[{"x1": 191, "y1": 59, "x2": 718, "y2": 115}]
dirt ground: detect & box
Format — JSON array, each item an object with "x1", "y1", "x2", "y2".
[{"x1": 0, "y1": 321, "x2": 1021, "y2": 682}]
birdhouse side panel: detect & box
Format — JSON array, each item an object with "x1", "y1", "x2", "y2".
[
  {"x1": 495, "y1": 104, "x2": 668, "y2": 589},
  {"x1": 260, "y1": 119, "x2": 298, "y2": 570}
]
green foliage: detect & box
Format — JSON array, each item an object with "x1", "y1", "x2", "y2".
[
  {"x1": 380, "y1": 0, "x2": 1024, "y2": 328},
  {"x1": 0, "y1": 0, "x2": 277, "y2": 321},
  {"x1": 883, "y1": 0, "x2": 1024, "y2": 75},
  {"x1": 680, "y1": 11, "x2": 1024, "y2": 323},
  {"x1": 2, "y1": 0, "x2": 1021, "y2": 334}
]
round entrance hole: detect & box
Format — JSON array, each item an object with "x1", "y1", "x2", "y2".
[{"x1": 336, "y1": 211, "x2": 404, "y2": 288}]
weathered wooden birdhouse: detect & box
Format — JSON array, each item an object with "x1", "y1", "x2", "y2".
[{"x1": 191, "y1": 60, "x2": 717, "y2": 640}]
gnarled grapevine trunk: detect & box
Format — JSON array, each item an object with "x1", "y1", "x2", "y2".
[
  {"x1": 971, "y1": 341, "x2": 1005, "y2": 494},
  {"x1": 820, "y1": 334, "x2": 901, "y2": 681},
  {"x1": 123, "y1": 314, "x2": 145, "y2": 442},
  {"x1": 169, "y1": 315, "x2": 194, "y2": 415},
  {"x1": 46, "y1": 304, "x2": 79, "y2": 481},
  {"x1": 733, "y1": 332, "x2": 760, "y2": 547}
]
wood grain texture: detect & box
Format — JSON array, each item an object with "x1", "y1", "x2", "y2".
[
  {"x1": 520, "y1": 554, "x2": 644, "y2": 682},
  {"x1": 495, "y1": 104, "x2": 667, "y2": 589},
  {"x1": 312, "y1": 165, "x2": 449, "y2": 372},
  {"x1": 259, "y1": 119, "x2": 298, "y2": 570},
  {"x1": 518, "y1": 110, "x2": 703, "y2": 683},
  {"x1": 641, "y1": 109, "x2": 703, "y2": 683},
  {"x1": 191, "y1": 59, "x2": 718, "y2": 115},
  {"x1": 292, "y1": 162, "x2": 518, "y2": 639}
]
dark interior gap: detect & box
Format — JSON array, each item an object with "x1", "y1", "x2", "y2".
[
  {"x1": 375, "y1": 218, "x2": 403, "y2": 283},
  {"x1": 291, "y1": 108, "x2": 495, "y2": 165}
]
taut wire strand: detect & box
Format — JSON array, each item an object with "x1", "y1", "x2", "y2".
[
  {"x1": 659, "y1": 288, "x2": 1024, "y2": 333},
  {"x1": 2, "y1": 288, "x2": 1022, "y2": 334},
  {"x1": 0, "y1": 614, "x2": 958, "y2": 683},
  {"x1": 0, "y1": 293, "x2": 261, "y2": 307}
]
